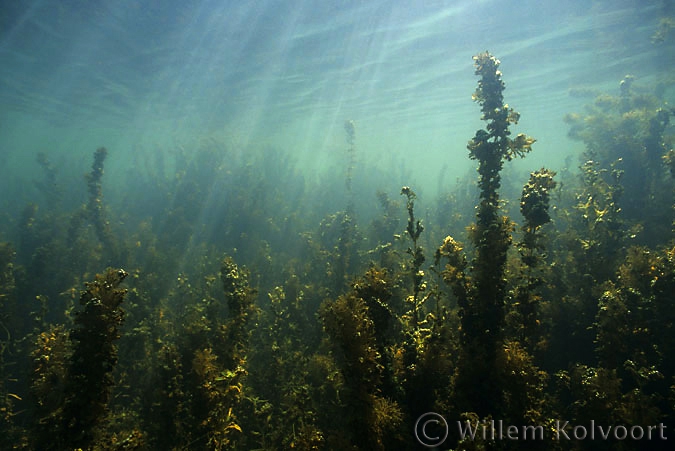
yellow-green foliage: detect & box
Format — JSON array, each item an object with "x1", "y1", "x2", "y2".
[
  {"x1": 1, "y1": 51, "x2": 674, "y2": 451},
  {"x1": 575, "y1": 159, "x2": 625, "y2": 270},
  {"x1": 29, "y1": 268, "x2": 129, "y2": 451},
  {"x1": 321, "y1": 292, "x2": 381, "y2": 394},
  {"x1": 436, "y1": 235, "x2": 469, "y2": 304},
  {"x1": 183, "y1": 257, "x2": 257, "y2": 450},
  {"x1": 320, "y1": 273, "x2": 402, "y2": 450},
  {"x1": 449, "y1": 51, "x2": 536, "y2": 418},
  {"x1": 565, "y1": 75, "x2": 674, "y2": 248},
  {"x1": 220, "y1": 256, "x2": 258, "y2": 368},
  {"x1": 596, "y1": 246, "x2": 675, "y2": 401},
  {"x1": 246, "y1": 283, "x2": 325, "y2": 450},
  {"x1": 521, "y1": 169, "x2": 557, "y2": 235},
  {"x1": 400, "y1": 186, "x2": 427, "y2": 327},
  {"x1": 192, "y1": 347, "x2": 245, "y2": 450},
  {"x1": 65, "y1": 268, "x2": 129, "y2": 448},
  {"x1": 555, "y1": 364, "x2": 663, "y2": 435},
  {"x1": 29, "y1": 325, "x2": 70, "y2": 447},
  {"x1": 510, "y1": 169, "x2": 557, "y2": 351},
  {"x1": 498, "y1": 341, "x2": 550, "y2": 438}
]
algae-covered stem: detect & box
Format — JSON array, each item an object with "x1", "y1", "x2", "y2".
[
  {"x1": 453, "y1": 51, "x2": 535, "y2": 417},
  {"x1": 465, "y1": 51, "x2": 534, "y2": 353},
  {"x1": 400, "y1": 186, "x2": 426, "y2": 328}
]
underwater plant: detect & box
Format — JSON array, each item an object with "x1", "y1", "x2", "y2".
[
  {"x1": 564, "y1": 75, "x2": 674, "y2": 247},
  {"x1": 67, "y1": 147, "x2": 120, "y2": 266},
  {"x1": 0, "y1": 41, "x2": 673, "y2": 451},
  {"x1": 400, "y1": 186, "x2": 427, "y2": 328},
  {"x1": 511, "y1": 168, "x2": 557, "y2": 351},
  {"x1": 319, "y1": 268, "x2": 402, "y2": 450},
  {"x1": 0, "y1": 243, "x2": 24, "y2": 449},
  {"x1": 146, "y1": 256, "x2": 258, "y2": 450},
  {"x1": 442, "y1": 51, "x2": 535, "y2": 417},
  {"x1": 30, "y1": 267, "x2": 130, "y2": 450},
  {"x1": 245, "y1": 282, "x2": 326, "y2": 450},
  {"x1": 548, "y1": 75, "x2": 674, "y2": 371},
  {"x1": 591, "y1": 246, "x2": 675, "y2": 427}
]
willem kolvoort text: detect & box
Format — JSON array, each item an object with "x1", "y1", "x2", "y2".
[{"x1": 457, "y1": 420, "x2": 667, "y2": 441}]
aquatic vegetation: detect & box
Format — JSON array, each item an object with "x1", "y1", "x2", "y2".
[
  {"x1": 548, "y1": 74, "x2": 674, "y2": 374},
  {"x1": 0, "y1": 243, "x2": 23, "y2": 449},
  {"x1": 446, "y1": 51, "x2": 536, "y2": 417},
  {"x1": 400, "y1": 186, "x2": 427, "y2": 327},
  {"x1": 0, "y1": 51, "x2": 672, "y2": 451},
  {"x1": 511, "y1": 169, "x2": 557, "y2": 351},
  {"x1": 520, "y1": 169, "x2": 557, "y2": 235},
  {"x1": 564, "y1": 75, "x2": 674, "y2": 247},
  {"x1": 29, "y1": 324, "x2": 71, "y2": 447},
  {"x1": 305, "y1": 210, "x2": 361, "y2": 295},
  {"x1": 30, "y1": 268, "x2": 131, "y2": 450},
  {"x1": 182, "y1": 257, "x2": 258, "y2": 450},
  {"x1": 593, "y1": 246, "x2": 675, "y2": 421},
  {"x1": 319, "y1": 269, "x2": 402, "y2": 450},
  {"x1": 246, "y1": 283, "x2": 324, "y2": 450},
  {"x1": 67, "y1": 147, "x2": 122, "y2": 272}
]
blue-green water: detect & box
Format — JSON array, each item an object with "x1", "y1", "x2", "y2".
[
  {"x1": 0, "y1": 2, "x2": 674, "y2": 450},
  {"x1": 1, "y1": 0, "x2": 670, "y2": 197}
]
